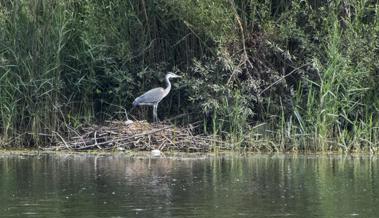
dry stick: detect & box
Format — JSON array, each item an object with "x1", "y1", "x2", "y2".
[
  {"x1": 147, "y1": 135, "x2": 152, "y2": 149},
  {"x1": 52, "y1": 131, "x2": 71, "y2": 150},
  {"x1": 258, "y1": 64, "x2": 309, "y2": 96},
  {"x1": 69, "y1": 136, "x2": 107, "y2": 146},
  {"x1": 172, "y1": 33, "x2": 192, "y2": 47},
  {"x1": 165, "y1": 113, "x2": 192, "y2": 122},
  {"x1": 226, "y1": 0, "x2": 255, "y2": 86},
  {"x1": 79, "y1": 128, "x2": 141, "y2": 147},
  {"x1": 229, "y1": 0, "x2": 247, "y2": 61},
  {"x1": 158, "y1": 139, "x2": 167, "y2": 150},
  {"x1": 182, "y1": 21, "x2": 215, "y2": 55},
  {"x1": 162, "y1": 135, "x2": 175, "y2": 149},
  {"x1": 66, "y1": 124, "x2": 87, "y2": 147},
  {"x1": 133, "y1": 138, "x2": 142, "y2": 149},
  {"x1": 191, "y1": 135, "x2": 225, "y2": 144},
  {"x1": 94, "y1": 131, "x2": 102, "y2": 149}
]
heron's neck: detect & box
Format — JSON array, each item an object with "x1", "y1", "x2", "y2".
[{"x1": 164, "y1": 76, "x2": 172, "y2": 93}]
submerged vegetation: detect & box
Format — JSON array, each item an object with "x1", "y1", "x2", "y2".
[{"x1": 0, "y1": 0, "x2": 378, "y2": 151}]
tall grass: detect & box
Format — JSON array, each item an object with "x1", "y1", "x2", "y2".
[
  {"x1": 0, "y1": 1, "x2": 68, "y2": 145},
  {"x1": 0, "y1": 0, "x2": 207, "y2": 146},
  {"x1": 264, "y1": 0, "x2": 379, "y2": 152}
]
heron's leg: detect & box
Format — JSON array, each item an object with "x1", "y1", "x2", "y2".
[
  {"x1": 156, "y1": 104, "x2": 160, "y2": 122},
  {"x1": 153, "y1": 104, "x2": 157, "y2": 122}
]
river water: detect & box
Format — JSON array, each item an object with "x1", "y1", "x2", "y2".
[{"x1": 0, "y1": 152, "x2": 378, "y2": 218}]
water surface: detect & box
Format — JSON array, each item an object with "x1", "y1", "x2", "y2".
[{"x1": 0, "y1": 152, "x2": 378, "y2": 218}]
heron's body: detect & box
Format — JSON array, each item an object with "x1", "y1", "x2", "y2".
[
  {"x1": 133, "y1": 87, "x2": 167, "y2": 107},
  {"x1": 132, "y1": 72, "x2": 180, "y2": 122}
]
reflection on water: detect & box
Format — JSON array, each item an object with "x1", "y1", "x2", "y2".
[{"x1": 0, "y1": 152, "x2": 378, "y2": 218}]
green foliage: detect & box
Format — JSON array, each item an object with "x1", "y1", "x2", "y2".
[
  {"x1": 276, "y1": 0, "x2": 379, "y2": 151},
  {"x1": 164, "y1": 0, "x2": 236, "y2": 43},
  {"x1": 185, "y1": 57, "x2": 253, "y2": 146}
]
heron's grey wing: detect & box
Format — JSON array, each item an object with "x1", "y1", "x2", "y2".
[{"x1": 133, "y1": 87, "x2": 165, "y2": 106}]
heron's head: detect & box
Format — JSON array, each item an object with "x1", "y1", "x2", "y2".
[{"x1": 166, "y1": 72, "x2": 181, "y2": 79}]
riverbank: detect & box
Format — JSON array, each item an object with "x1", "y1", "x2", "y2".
[
  {"x1": 1, "y1": 119, "x2": 378, "y2": 154},
  {"x1": 0, "y1": 1, "x2": 378, "y2": 151},
  {"x1": 1, "y1": 148, "x2": 378, "y2": 159}
]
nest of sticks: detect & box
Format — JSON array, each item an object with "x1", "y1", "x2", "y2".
[{"x1": 52, "y1": 120, "x2": 218, "y2": 151}]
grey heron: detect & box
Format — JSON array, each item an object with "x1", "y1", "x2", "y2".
[{"x1": 132, "y1": 72, "x2": 181, "y2": 122}]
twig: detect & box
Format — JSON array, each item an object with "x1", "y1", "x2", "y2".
[
  {"x1": 259, "y1": 64, "x2": 309, "y2": 96},
  {"x1": 53, "y1": 131, "x2": 71, "y2": 150}
]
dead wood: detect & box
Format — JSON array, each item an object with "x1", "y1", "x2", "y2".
[{"x1": 50, "y1": 120, "x2": 219, "y2": 151}]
